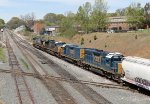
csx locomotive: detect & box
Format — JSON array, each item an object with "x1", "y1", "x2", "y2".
[{"x1": 32, "y1": 37, "x2": 150, "y2": 91}]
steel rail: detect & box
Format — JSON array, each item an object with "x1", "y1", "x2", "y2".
[
  {"x1": 0, "y1": 68, "x2": 133, "y2": 91},
  {"x1": 9, "y1": 31, "x2": 77, "y2": 104},
  {"x1": 6, "y1": 36, "x2": 35, "y2": 104}
]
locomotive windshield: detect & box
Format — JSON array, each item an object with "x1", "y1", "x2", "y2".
[
  {"x1": 113, "y1": 57, "x2": 122, "y2": 61},
  {"x1": 113, "y1": 55, "x2": 123, "y2": 61}
]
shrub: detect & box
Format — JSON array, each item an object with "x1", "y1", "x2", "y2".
[
  {"x1": 94, "y1": 35, "x2": 97, "y2": 40},
  {"x1": 89, "y1": 40, "x2": 91, "y2": 43},
  {"x1": 61, "y1": 28, "x2": 76, "y2": 38},
  {"x1": 135, "y1": 35, "x2": 138, "y2": 39},
  {"x1": 105, "y1": 43, "x2": 107, "y2": 48},
  {"x1": 81, "y1": 38, "x2": 84, "y2": 45}
]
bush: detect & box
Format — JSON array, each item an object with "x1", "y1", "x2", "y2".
[
  {"x1": 135, "y1": 35, "x2": 138, "y2": 39},
  {"x1": 61, "y1": 28, "x2": 76, "y2": 38},
  {"x1": 89, "y1": 40, "x2": 91, "y2": 43},
  {"x1": 105, "y1": 43, "x2": 107, "y2": 48},
  {"x1": 94, "y1": 35, "x2": 97, "y2": 40},
  {"x1": 21, "y1": 31, "x2": 30, "y2": 36},
  {"x1": 81, "y1": 38, "x2": 84, "y2": 45}
]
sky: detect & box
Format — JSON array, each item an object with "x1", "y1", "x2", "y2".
[{"x1": 0, "y1": 0, "x2": 149, "y2": 22}]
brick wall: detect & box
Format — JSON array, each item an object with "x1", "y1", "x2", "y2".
[
  {"x1": 107, "y1": 16, "x2": 129, "y2": 30},
  {"x1": 108, "y1": 22, "x2": 129, "y2": 30}
]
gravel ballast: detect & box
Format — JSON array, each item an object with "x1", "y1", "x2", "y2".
[
  {"x1": 0, "y1": 73, "x2": 19, "y2": 104},
  {"x1": 25, "y1": 76, "x2": 58, "y2": 104},
  {"x1": 40, "y1": 50, "x2": 150, "y2": 104}
]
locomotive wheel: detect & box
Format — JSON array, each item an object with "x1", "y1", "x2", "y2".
[
  {"x1": 111, "y1": 75, "x2": 116, "y2": 80},
  {"x1": 77, "y1": 61, "x2": 81, "y2": 67}
]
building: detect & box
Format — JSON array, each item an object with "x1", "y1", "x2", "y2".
[
  {"x1": 33, "y1": 22, "x2": 44, "y2": 34},
  {"x1": 108, "y1": 16, "x2": 129, "y2": 30},
  {"x1": 45, "y1": 26, "x2": 60, "y2": 36}
]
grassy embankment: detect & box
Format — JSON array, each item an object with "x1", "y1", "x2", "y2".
[
  {"x1": 19, "y1": 29, "x2": 150, "y2": 59},
  {"x1": 50, "y1": 31, "x2": 150, "y2": 59}
]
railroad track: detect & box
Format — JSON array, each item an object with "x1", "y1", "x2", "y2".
[
  {"x1": 0, "y1": 68, "x2": 132, "y2": 90},
  {"x1": 6, "y1": 37, "x2": 35, "y2": 104},
  {"x1": 8, "y1": 30, "x2": 113, "y2": 104},
  {"x1": 7, "y1": 30, "x2": 77, "y2": 104}
]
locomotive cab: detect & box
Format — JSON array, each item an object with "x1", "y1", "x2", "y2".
[{"x1": 102, "y1": 52, "x2": 124, "y2": 76}]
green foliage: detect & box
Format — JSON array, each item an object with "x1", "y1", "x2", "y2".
[
  {"x1": 138, "y1": 28, "x2": 150, "y2": 33},
  {"x1": 60, "y1": 12, "x2": 76, "y2": 37},
  {"x1": 0, "y1": 48, "x2": 6, "y2": 63},
  {"x1": 44, "y1": 13, "x2": 65, "y2": 26},
  {"x1": 44, "y1": 13, "x2": 57, "y2": 22},
  {"x1": 76, "y1": 2, "x2": 92, "y2": 34},
  {"x1": 81, "y1": 37, "x2": 84, "y2": 45},
  {"x1": 20, "y1": 58, "x2": 29, "y2": 70},
  {"x1": 125, "y1": 3, "x2": 145, "y2": 29},
  {"x1": 76, "y1": 0, "x2": 108, "y2": 33},
  {"x1": 135, "y1": 35, "x2": 138, "y2": 39},
  {"x1": 0, "y1": 19, "x2": 5, "y2": 28},
  {"x1": 6, "y1": 17, "x2": 24, "y2": 29},
  {"x1": 22, "y1": 30, "x2": 31, "y2": 36},
  {"x1": 144, "y1": 3, "x2": 150, "y2": 17},
  {"x1": 107, "y1": 13, "x2": 117, "y2": 17},
  {"x1": 91, "y1": 0, "x2": 108, "y2": 31},
  {"x1": 94, "y1": 35, "x2": 97, "y2": 40},
  {"x1": 61, "y1": 28, "x2": 76, "y2": 38},
  {"x1": 144, "y1": 3, "x2": 150, "y2": 27},
  {"x1": 115, "y1": 8, "x2": 126, "y2": 16}
]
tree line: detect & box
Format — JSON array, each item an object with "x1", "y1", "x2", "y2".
[{"x1": 1, "y1": 0, "x2": 150, "y2": 37}]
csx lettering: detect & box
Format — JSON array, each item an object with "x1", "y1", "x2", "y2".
[
  {"x1": 70, "y1": 50, "x2": 74, "y2": 54},
  {"x1": 94, "y1": 56, "x2": 100, "y2": 62}
]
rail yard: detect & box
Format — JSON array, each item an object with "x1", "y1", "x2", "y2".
[{"x1": 0, "y1": 29, "x2": 150, "y2": 104}]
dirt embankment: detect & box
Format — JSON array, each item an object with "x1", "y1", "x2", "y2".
[{"x1": 52, "y1": 32, "x2": 150, "y2": 59}]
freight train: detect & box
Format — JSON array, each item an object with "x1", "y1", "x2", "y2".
[{"x1": 32, "y1": 37, "x2": 150, "y2": 91}]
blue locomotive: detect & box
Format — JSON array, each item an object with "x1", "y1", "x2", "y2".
[
  {"x1": 32, "y1": 37, "x2": 150, "y2": 91},
  {"x1": 33, "y1": 38, "x2": 124, "y2": 82}
]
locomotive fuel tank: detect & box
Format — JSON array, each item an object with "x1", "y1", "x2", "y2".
[{"x1": 121, "y1": 56, "x2": 150, "y2": 90}]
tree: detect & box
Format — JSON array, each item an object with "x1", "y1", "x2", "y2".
[
  {"x1": 0, "y1": 19, "x2": 5, "y2": 28},
  {"x1": 107, "y1": 13, "x2": 117, "y2": 17},
  {"x1": 116, "y1": 8, "x2": 126, "y2": 16},
  {"x1": 6, "y1": 17, "x2": 24, "y2": 29},
  {"x1": 43, "y1": 13, "x2": 65, "y2": 26},
  {"x1": 76, "y1": 6, "x2": 85, "y2": 24},
  {"x1": 144, "y1": 3, "x2": 150, "y2": 16},
  {"x1": 55, "y1": 14, "x2": 65, "y2": 25},
  {"x1": 76, "y1": 2, "x2": 92, "y2": 34},
  {"x1": 44, "y1": 13, "x2": 57, "y2": 26},
  {"x1": 20, "y1": 13, "x2": 35, "y2": 30},
  {"x1": 91, "y1": 0, "x2": 108, "y2": 31},
  {"x1": 125, "y1": 3, "x2": 144, "y2": 29},
  {"x1": 144, "y1": 2, "x2": 150, "y2": 27},
  {"x1": 60, "y1": 12, "x2": 76, "y2": 37}
]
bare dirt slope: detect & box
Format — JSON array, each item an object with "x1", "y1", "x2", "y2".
[{"x1": 52, "y1": 32, "x2": 150, "y2": 59}]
